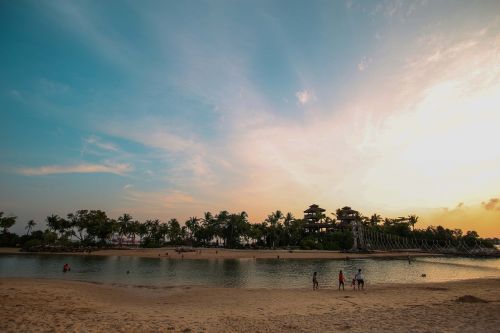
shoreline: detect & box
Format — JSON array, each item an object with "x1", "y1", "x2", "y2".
[
  {"x1": 0, "y1": 247, "x2": 442, "y2": 260},
  {"x1": 1, "y1": 277, "x2": 499, "y2": 332}
]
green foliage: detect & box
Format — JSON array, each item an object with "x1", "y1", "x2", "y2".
[
  {"x1": 3, "y1": 206, "x2": 495, "y2": 253},
  {"x1": 22, "y1": 239, "x2": 42, "y2": 250},
  {"x1": 0, "y1": 212, "x2": 17, "y2": 234},
  {"x1": 319, "y1": 231, "x2": 354, "y2": 250},
  {"x1": 43, "y1": 230, "x2": 58, "y2": 244},
  {"x1": 300, "y1": 237, "x2": 318, "y2": 250}
]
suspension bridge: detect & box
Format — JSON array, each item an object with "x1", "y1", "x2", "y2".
[{"x1": 351, "y1": 221, "x2": 500, "y2": 257}]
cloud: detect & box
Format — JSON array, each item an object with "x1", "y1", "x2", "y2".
[
  {"x1": 295, "y1": 90, "x2": 315, "y2": 105},
  {"x1": 371, "y1": 0, "x2": 427, "y2": 20},
  {"x1": 220, "y1": 17, "x2": 500, "y2": 220},
  {"x1": 38, "y1": 78, "x2": 69, "y2": 95},
  {"x1": 357, "y1": 57, "x2": 372, "y2": 71},
  {"x1": 83, "y1": 135, "x2": 119, "y2": 152},
  {"x1": 8, "y1": 89, "x2": 23, "y2": 100},
  {"x1": 482, "y1": 198, "x2": 500, "y2": 211},
  {"x1": 417, "y1": 199, "x2": 500, "y2": 237},
  {"x1": 122, "y1": 185, "x2": 197, "y2": 215},
  {"x1": 42, "y1": 1, "x2": 142, "y2": 72},
  {"x1": 16, "y1": 162, "x2": 132, "y2": 176}
]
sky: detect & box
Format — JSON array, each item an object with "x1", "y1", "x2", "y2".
[{"x1": 1, "y1": 0, "x2": 499, "y2": 237}]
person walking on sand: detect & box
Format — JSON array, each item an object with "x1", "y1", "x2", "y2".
[
  {"x1": 338, "y1": 270, "x2": 345, "y2": 290},
  {"x1": 355, "y1": 269, "x2": 365, "y2": 290},
  {"x1": 312, "y1": 272, "x2": 319, "y2": 290}
]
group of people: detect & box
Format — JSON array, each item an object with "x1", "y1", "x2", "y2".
[{"x1": 312, "y1": 269, "x2": 365, "y2": 290}]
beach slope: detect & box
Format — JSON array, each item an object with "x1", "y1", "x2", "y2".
[{"x1": 1, "y1": 278, "x2": 499, "y2": 332}]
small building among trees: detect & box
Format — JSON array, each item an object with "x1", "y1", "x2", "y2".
[{"x1": 304, "y1": 204, "x2": 334, "y2": 233}]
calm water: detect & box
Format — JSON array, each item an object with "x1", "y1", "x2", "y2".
[{"x1": 1, "y1": 254, "x2": 499, "y2": 288}]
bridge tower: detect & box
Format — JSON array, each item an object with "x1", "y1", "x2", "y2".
[{"x1": 337, "y1": 206, "x2": 365, "y2": 251}]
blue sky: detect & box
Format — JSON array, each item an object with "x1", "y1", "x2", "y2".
[{"x1": 1, "y1": 0, "x2": 500, "y2": 236}]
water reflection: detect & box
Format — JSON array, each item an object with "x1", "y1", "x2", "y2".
[{"x1": 0, "y1": 254, "x2": 498, "y2": 288}]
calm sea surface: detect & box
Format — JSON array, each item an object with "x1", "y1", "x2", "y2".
[{"x1": 1, "y1": 254, "x2": 499, "y2": 288}]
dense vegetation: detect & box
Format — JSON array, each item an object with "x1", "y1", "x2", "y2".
[{"x1": 0, "y1": 208, "x2": 493, "y2": 251}]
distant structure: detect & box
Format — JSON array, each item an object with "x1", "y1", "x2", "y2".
[
  {"x1": 336, "y1": 206, "x2": 365, "y2": 251},
  {"x1": 336, "y1": 206, "x2": 358, "y2": 229},
  {"x1": 304, "y1": 204, "x2": 334, "y2": 233}
]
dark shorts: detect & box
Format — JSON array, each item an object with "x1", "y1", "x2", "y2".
[{"x1": 357, "y1": 279, "x2": 364, "y2": 285}]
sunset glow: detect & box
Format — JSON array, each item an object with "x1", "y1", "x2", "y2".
[{"x1": 1, "y1": 0, "x2": 499, "y2": 236}]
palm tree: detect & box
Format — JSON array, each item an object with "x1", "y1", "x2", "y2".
[
  {"x1": 128, "y1": 220, "x2": 140, "y2": 246},
  {"x1": 25, "y1": 220, "x2": 36, "y2": 235},
  {"x1": 117, "y1": 213, "x2": 133, "y2": 247},
  {"x1": 167, "y1": 218, "x2": 182, "y2": 245},
  {"x1": 185, "y1": 216, "x2": 200, "y2": 244},
  {"x1": 283, "y1": 212, "x2": 295, "y2": 245},
  {"x1": 215, "y1": 211, "x2": 229, "y2": 246},
  {"x1": 201, "y1": 212, "x2": 215, "y2": 245},
  {"x1": 408, "y1": 215, "x2": 419, "y2": 231},
  {"x1": 369, "y1": 214, "x2": 382, "y2": 227},
  {"x1": 266, "y1": 210, "x2": 283, "y2": 248},
  {"x1": 46, "y1": 214, "x2": 62, "y2": 236}
]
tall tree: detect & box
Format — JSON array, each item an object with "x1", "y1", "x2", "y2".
[
  {"x1": 266, "y1": 210, "x2": 284, "y2": 248},
  {"x1": 167, "y1": 218, "x2": 182, "y2": 245},
  {"x1": 46, "y1": 214, "x2": 63, "y2": 236},
  {"x1": 0, "y1": 212, "x2": 17, "y2": 234},
  {"x1": 25, "y1": 219, "x2": 36, "y2": 235},
  {"x1": 370, "y1": 214, "x2": 382, "y2": 227},
  {"x1": 407, "y1": 215, "x2": 419, "y2": 231},
  {"x1": 185, "y1": 216, "x2": 200, "y2": 244},
  {"x1": 117, "y1": 213, "x2": 133, "y2": 247}
]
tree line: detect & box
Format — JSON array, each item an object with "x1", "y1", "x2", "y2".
[{"x1": 0, "y1": 208, "x2": 493, "y2": 251}]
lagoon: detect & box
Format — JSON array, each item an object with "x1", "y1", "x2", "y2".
[{"x1": 1, "y1": 254, "x2": 499, "y2": 288}]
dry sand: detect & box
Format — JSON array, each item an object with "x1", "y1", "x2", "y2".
[
  {"x1": 0, "y1": 247, "x2": 440, "y2": 260},
  {"x1": 1, "y1": 277, "x2": 499, "y2": 332}
]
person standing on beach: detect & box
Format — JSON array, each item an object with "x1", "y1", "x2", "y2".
[
  {"x1": 355, "y1": 269, "x2": 364, "y2": 290},
  {"x1": 338, "y1": 270, "x2": 345, "y2": 290},
  {"x1": 312, "y1": 272, "x2": 319, "y2": 290}
]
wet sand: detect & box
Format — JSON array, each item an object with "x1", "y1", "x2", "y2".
[
  {"x1": 0, "y1": 247, "x2": 440, "y2": 260},
  {"x1": 1, "y1": 277, "x2": 499, "y2": 332}
]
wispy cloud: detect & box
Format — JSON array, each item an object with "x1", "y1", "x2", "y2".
[
  {"x1": 43, "y1": 0, "x2": 139, "y2": 70},
  {"x1": 357, "y1": 57, "x2": 372, "y2": 71},
  {"x1": 120, "y1": 184, "x2": 200, "y2": 219},
  {"x1": 482, "y1": 198, "x2": 500, "y2": 211},
  {"x1": 418, "y1": 198, "x2": 500, "y2": 237},
  {"x1": 295, "y1": 90, "x2": 315, "y2": 105},
  {"x1": 38, "y1": 78, "x2": 69, "y2": 95},
  {"x1": 83, "y1": 135, "x2": 119, "y2": 152},
  {"x1": 371, "y1": 0, "x2": 427, "y2": 20},
  {"x1": 16, "y1": 162, "x2": 132, "y2": 176}
]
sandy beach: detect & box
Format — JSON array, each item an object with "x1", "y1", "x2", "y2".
[
  {"x1": 0, "y1": 247, "x2": 440, "y2": 260},
  {"x1": 1, "y1": 277, "x2": 499, "y2": 332}
]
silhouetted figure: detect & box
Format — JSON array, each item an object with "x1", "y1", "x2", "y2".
[
  {"x1": 312, "y1": 272, "x2": 319, "y2": 290},
  {"x1": 355, "y1": 269, "x2": 364, "y2": 290},
  {"x1": 338, "y1": 270, "x2": 345, "y2": 290}
]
